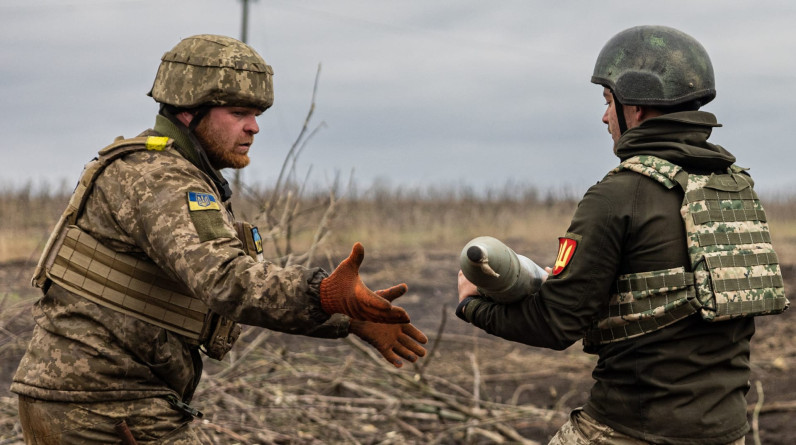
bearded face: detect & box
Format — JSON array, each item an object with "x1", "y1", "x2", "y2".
[{"x1": 193, "y1": 107, "x2": 260, "y2": 170}]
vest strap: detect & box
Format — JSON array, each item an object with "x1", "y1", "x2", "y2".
[{"x1": 696, "y1": 230, "x2": 771, "y2": 247}]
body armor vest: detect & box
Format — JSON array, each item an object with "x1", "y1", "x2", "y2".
[
  {"x1": 31, "y1": 136, "x2": 262, "y2": 360},
  {"x1": 584, "y1": 155, "x2": 788, "y2": 347}
]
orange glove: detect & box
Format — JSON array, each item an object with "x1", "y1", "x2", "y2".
[
  {"x1": 349, "y1": 285, "x2": 428, "y2": 368},
  {"x1": 350, "y1": 319, "x2": 428, "y2": 368},
  {"x1": 320, "y1": 243, "x2": 410, "y2": 324}
]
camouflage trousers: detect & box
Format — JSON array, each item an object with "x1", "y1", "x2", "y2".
[
  {"x1": 549, "y1": 408, "x2": 745, "y2": 445},
  {"x1": 18, "y1": 395, "x2": 209, "y2": 444}
]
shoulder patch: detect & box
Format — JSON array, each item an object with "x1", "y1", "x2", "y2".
[
  {"x1": 187, "y1": 191, "x2": 220, "y2": 211},
  {"x1": 552, "y1": 236, "x2": 579, "y2": 276}
]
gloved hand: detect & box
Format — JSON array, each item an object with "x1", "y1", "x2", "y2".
[
  {"x1": 349, "y1": 285, "x2": 428, "y2": 368},
  {"x1": 350, "y1": 319, "x2": 428, "y2": 368},
  {"x1": 320, "y1": 242, "x2": 410, "y2": 324}
]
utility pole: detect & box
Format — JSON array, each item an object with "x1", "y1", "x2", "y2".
[
  {"x1": 234, "y1": 0, "x2": 256, "y2": 192},
  {"x1": 240, "y1": 0, "x2": 250, "y2": 43}
]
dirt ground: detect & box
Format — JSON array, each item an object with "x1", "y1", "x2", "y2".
[{"x1": 1, "y1": 250, "x2": 795, "y2": 443}]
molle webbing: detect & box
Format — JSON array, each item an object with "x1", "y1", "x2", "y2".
[
  {"x1": 31, "y1": 135, "x2": 249, "y2": 359},
  {"x1": 584, "y1": 268, "x2": 700, "y2": 345},
  {"x1": 49, "y1": 226, "x2": 208, "y2": 342},
  {"x1": 585, "y1": 155, "x2": 788, "y2": 346},
  {"x1": 32, "y1": 136, "x2": 172, "y2": 288}
]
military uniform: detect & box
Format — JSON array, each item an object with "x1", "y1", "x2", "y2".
[
  {"x1": 11, "y1": 114, "x2": 349, "y2": 440},
  {"x1": 12, "y1": 33, "x2": 428, "y2": 444},
  {"x1": 458, "y1": 111, "x2": 770, "y2": 444}
]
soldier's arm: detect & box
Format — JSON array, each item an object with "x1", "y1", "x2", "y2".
[
  {"x1": 459, "y1": 178, "x2": 627, "y2": 349},
  {"x1": 98, "y1": 153, "x2": 336, "y2": 335}
]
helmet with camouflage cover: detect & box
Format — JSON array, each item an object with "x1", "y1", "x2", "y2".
[
  {"x1": 591, "y1": 25, "x2": 716, "y2": 108},
  {"x1": 149, "y1": 34, "x2": 274, "y2": 111}
]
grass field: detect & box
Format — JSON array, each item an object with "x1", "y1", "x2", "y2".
[{"x1": 1, "y1": 184, "x2": 795, "y2": 444}]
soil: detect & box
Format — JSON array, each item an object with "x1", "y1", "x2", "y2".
[{"x1": 1, "y1": 253, "x2": 795, "y2": 443}]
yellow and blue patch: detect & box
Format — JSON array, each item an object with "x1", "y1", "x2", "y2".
[
  {"x1": 251, "y1": 227, "x2": 264, "y2": 254},
  {"x1": 187, "y1": 191, "x2": 220, "y2": 211}
]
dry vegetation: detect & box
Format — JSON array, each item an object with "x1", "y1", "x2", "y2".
[
  {"x1": 2, "y1": 79, "x2": 796, "y2": 441},
  {"x1": 1, "y1": 182, "x2": 796, "y2": 444}
]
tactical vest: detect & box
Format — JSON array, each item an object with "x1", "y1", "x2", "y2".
[
  {"x1": 584, "y1": 155, "x2": 788, "y2": 347},
  {"x1": 31, "y1": 136, "x2": 264, "y2": 360}
]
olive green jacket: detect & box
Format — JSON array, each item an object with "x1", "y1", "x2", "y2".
[{"x1": 460, "y1": 111, "x2": 753, "y2": 444}]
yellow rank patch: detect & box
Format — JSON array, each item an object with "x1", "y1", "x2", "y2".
[
  {"x1": 146, "y1": 136, "x2": 170, "y2": 151},
  {"x1": 187, "y1": 191, "x2": 220, "y2": 211}
]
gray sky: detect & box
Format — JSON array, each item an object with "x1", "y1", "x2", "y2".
[{"x1": 2, "y1": 0, "x2": 795, "y2": 196}]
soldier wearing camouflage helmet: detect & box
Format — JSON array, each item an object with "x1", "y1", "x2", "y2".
[
  {"x1": 456, "y1": 25, "x2": 786, "y2": 444},
  {"x1": 12, "y1": 34, "x2": 428, "y2": 444}
]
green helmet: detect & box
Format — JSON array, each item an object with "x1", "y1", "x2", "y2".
[
  {"x1": 148, "y1": 34, "x2": 274, "y2": 111},
  {"x1": 591, "y1": 25, "x2": 715, "y2": 107}
]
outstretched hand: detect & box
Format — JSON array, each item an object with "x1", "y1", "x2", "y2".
[
  {"x1": 350, "y1": 319, "x2": 428, "y2": 368},
  {"x1": 350, "y1": 286, "x2": 427, "y2": 367},
  {"x1": 320, "y1": 243, "x2": 410, "y2": 324}
]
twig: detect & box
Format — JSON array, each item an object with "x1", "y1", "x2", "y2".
[
  {"x1": 509, "y1": 383, "x2": 537, "y2": 406},
  {"x1": 468, "y1": 351, "x2": 481, "y2": 413},
  {"x1": 199, "y1": 420, "x2": 253, "y2": 444},
  {"x1": 416, "y1": 304, "x2": 447, "y2": 378},
  {"x1": 268, "y1": 64, "x2": 322, "y2": 213},
  {"x1": 207, "y1": 330, "x2": 271, "y2": 380},
  {"x1": 304, "y1": 189, "x2": 337, "y2": 267},
  {"x1": 752, "y1": 380, "x2": 763, "y2": 445},
  {"x1": 304, "y1": 410, "x2": 361, "y2": 445},
  {"x1": 746, "y1": 398, "x2": 796, "y2": 414}
]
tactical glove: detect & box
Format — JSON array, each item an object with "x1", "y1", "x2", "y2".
[
  {"x1": 349, "y1": 319, "x2": 428, "y2": 368},
  {"x1": 349, "y1": 285, "x2": 428, "y2": 368},
  {"x1": 320, "y1": 242, "x2": 410, "y2": 324}
]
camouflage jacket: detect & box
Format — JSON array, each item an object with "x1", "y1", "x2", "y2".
[
  {"x1": 459, "y1": 112, "x2": 754, "y2": 443},
  {"x1": 12, "y1": 114, "x2": 349, "y2": 404}
]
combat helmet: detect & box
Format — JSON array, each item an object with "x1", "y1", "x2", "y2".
[
  {"x1": 591, "y1": 25, "x2": 716, "y2": 108},
  {"x1": 149, "y1": 34, "x2": 274, "y2": 111}
]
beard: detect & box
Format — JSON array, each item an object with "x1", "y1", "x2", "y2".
[{"x1": 194, "y1": 119, "x2": 252, "y2": 170}]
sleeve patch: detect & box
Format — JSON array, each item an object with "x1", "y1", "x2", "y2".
[
  {"x1": 186, "y1": 191, "x2": 230, "y2": 242},
  {"x1": 552, "y1": 235, "x2": 580, "y2": 276},
  {"x1": 187, "y1": 191, "x2": 220, "y2": 211}
]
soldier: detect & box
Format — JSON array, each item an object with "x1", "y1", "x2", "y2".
[
  {"x1": 456, "y1": 25, "x2": 787, "y2": 444},
  {"x1": 12, "y1": 34, "x2": 427, "y2": 444}
]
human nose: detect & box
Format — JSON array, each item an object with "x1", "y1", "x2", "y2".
[{"x1": 244, "y1": 116, "x2": 259, "y2": 135}]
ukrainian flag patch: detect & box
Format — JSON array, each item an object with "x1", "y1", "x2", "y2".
[
  {"x1": 251, "y1": 227, "x2": 264, "y2": 254},
  {"x1": 187, "y1": 191, "x2": 220, "y2": 211}
]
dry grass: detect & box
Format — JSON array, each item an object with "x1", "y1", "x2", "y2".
[{"x1": 1, "y1": 185, "x2": 796, "y2": 444}]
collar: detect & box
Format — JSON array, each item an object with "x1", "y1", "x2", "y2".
[
  {"x1": 153, "y1": 113, "x2": 233, "y2": 202},
  {"x1": 615, "y1": 111, "x2": 736, "y2": 172}
]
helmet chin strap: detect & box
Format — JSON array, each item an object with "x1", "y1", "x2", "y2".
[
  {"x1": 187, "y1": 106, "x2": 211, "y2": 132},
  {"x1": 612, "y1": 92, "x2": 628, "y2": 135}
]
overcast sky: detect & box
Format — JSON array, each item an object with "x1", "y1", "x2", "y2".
[{"x1": 2, "y1": 0, "x2": 795, "y2": 197}]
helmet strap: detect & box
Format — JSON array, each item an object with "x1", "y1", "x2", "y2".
[
  {"x1": 187, "y1": 106, "x2": 211, "y2": 132},
  {"x1": 612, "y1": 92, "x2": 628, "y2": 135}
]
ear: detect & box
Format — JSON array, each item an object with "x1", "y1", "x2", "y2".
[
  {"x1": 626, "y1": 105, "x2": 652, "y2": 128},
  {"x1": 175, "y1": 111, "x2": 194, "y2": 127},
  {"x1": 632, "y1": 105, "x2": 645, "y2": 122}
]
